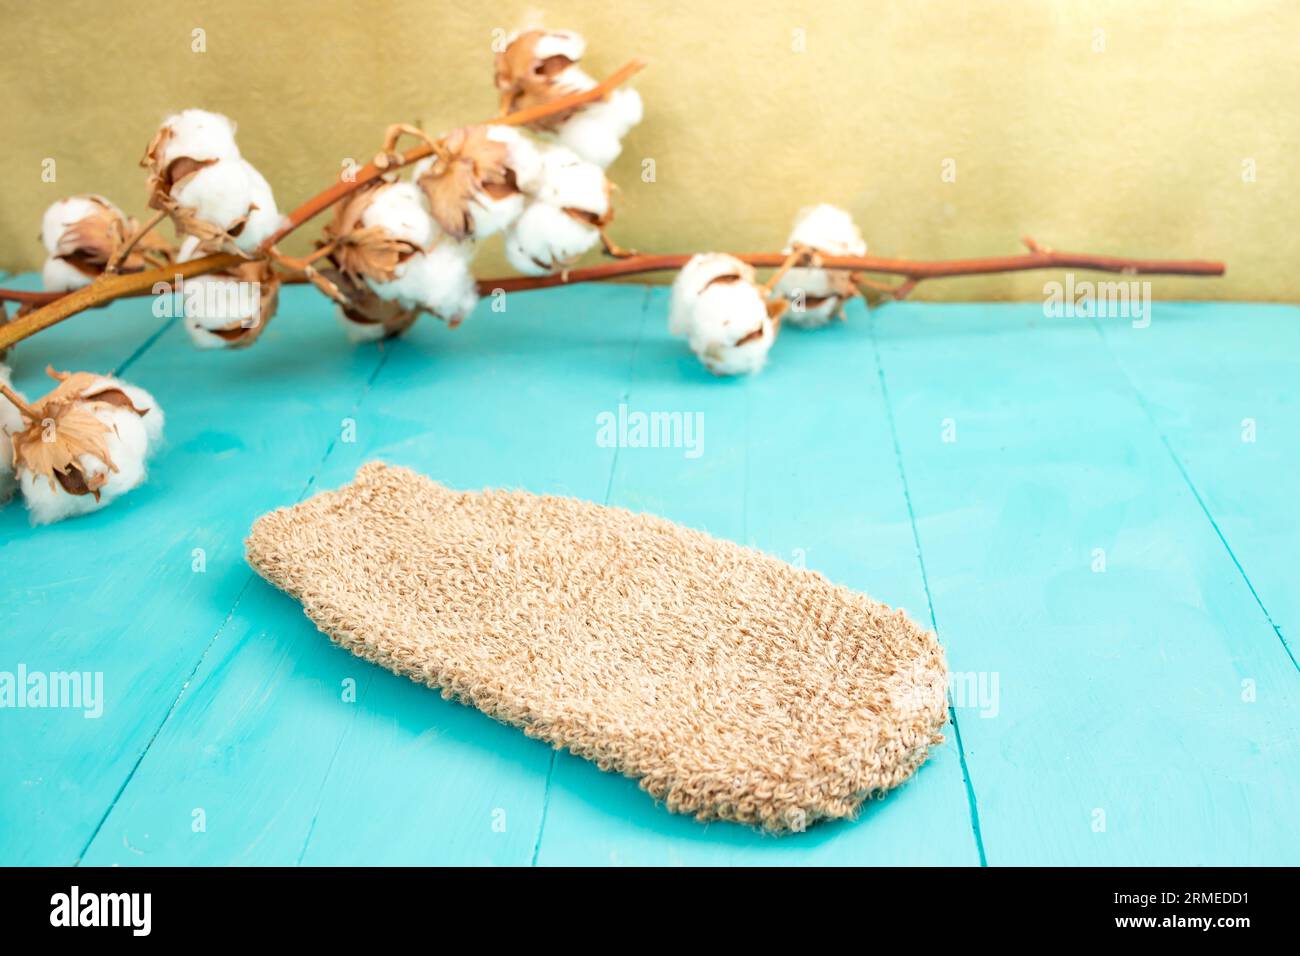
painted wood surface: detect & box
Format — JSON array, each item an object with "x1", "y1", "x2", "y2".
[{"x1": 1, "y1": 280, "x2": 1295, "y2": 865}]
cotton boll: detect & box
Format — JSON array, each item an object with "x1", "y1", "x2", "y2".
[
  {"x1": 41, "y1": 196, "x2": 123, "y2": 256},
  {"x1": 687, "y1": 284, "x2": 777, "y2": 376},
  {"x1": 81, "y1": 376, "x2": 165, "y2": 449},
  {"x1": 168, "y1": 156, "x2": 282, "y2": 250},
  {"x1": 532, "y1": 144, "x2": 609, "y2": 214},
  {"x1": 0, "y1": 366, "x2": 25, "y2": 504},
  {"x1": 528, "y1": 28, "x2": 587, "y2": 62},
  {"x1": 369, "y1": 239, "x2": 478, "y2": 326},
  {"x1": 411, "y1": 150, "x2": 523, "y2": 240},
  {"x1": 170, "y1": 159, "x2": 257, "y2": 238},
  {"x1": 496, "y1": 126, "x2": 546, "y2": 193},
  {"x1": 19, "y1": 408, "x2": 150, "y2": 525},
  {"x1": 496, "y1": 29, "x2": 599, "y2": 119},
  {"x1": 361, "y1": 181, "x2": 435, "y2": 248},
  {"x1": 775, "y1": 204, "x2": 866, "y2": 328},
  {"x1": 787, "y1": 203, "x2": 865, "y2": 254},
  {"x1": 669, "y1": 253, "x2": 754, "y2": 337},
  {"x1": 669, "y1": 254, "x2": 777, "y2": 376},
  {"x1": 8, "y1": 368, "x2": 164, "y2": 523},
  {"x1": 152, "y1": 109, "x2": 241, "y2": 167},
  {"x1": 39, "y1": 195, "x2": 163, "y2": 290},
  {"x1": 555, "y1": 88, "x2": 644, "y2": 168},
  {"x1": 334, "y1": 307, "x2": 388, "y2": 343},
  {"x1": 42, "y1": 255, "x2": 97, "y2": 293},
  {"x1": 412, "y1": 126, "x2": 544, "y2": 241},
  {"x1": 504, "y1": 201, "x2": 601, "y2": 275},
  {"x1": 501, "y1": 145, "x2": 609, "y2": 274},
  {"x1": 181, "y1": 272, "x2": 275, "y2": 349},
  {"x1": 232, "y1": 161, "x2": 286, "y2": 252}
]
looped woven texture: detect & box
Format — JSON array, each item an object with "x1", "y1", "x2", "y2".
[{"x1": 246, "y1": 462, "x2": 949, "y2": 831}]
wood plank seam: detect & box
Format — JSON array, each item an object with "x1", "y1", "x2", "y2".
[
  {"x1": 77, "y1": 346, "x2": 392, "y2": 864},
  {"x1": 529, "y1": 284, "x2": 654, "y2": 866},
  {"x1": 1090, "y1": 318, "x2": 1298, "y2": 673},
  {"x1": 870, "y1": 313, "x2": 989, "y2": 866}
]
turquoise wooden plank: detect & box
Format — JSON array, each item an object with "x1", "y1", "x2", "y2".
[
  {"x1": 1093, "y1": 303, "x2": 1299, "y2": 666},
  {"x1": 871, "y1": 303, "x2": 1300, "y2": 865},
  {"x1": 1, "y1": 273, "x2": 176, "y2": 865},
  {"x1": 533, "y1": 291, "x2": 982, "y2": 865},
  {"x1": 1, "y1": 281, "x2": 384, "y2": 864},
  {"x1": 78, "y1": 283, "x2": 650, "y2": 866}
]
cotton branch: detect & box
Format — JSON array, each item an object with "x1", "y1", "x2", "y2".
[
  {"x1": 473, "y1": 243, "x2": 1226, "y2": 295},
  {"x1": 0, "y1": 60, "x2": 648, "y2": 353}
]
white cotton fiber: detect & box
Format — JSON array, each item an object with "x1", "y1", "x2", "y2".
[
  {"x1": 170, "y1": 159, "x2": 257, "y2": 234},
  {"x1": 41, "y1": 256, "x2": 95, "y2": 293},
  {"x1": 669, "y1": 253, "x2": 750, "y2": 337},
  {"x1": 155, "y1": 109, "x2": 242, "y2": 167},
  {"x1": 82, "y1": 375, "x2": 165, "y2": 449},
  {"x1": 775, "y1": 204, "x2": 866, "y2": 328},
  {"x1": 532, "y1": 144, "x2": 609, "y2": 214},
  {"x1": 0, "y1": 366, "x2": 26, "y2": 504},
  {"x1": 234, "y1": 161, "x2": 287, "y2": 252},
  {"x1": 500, "y1": 144, "x2": 608, "y2": 275},
  {"x1": 361, "y1": 181, "x2": 435, "y2": 247},
  {"x1": 504, "y1": 201, "x2": 600, "y2": 275},
  {"x1": 669, "y1": 253, "x2": 776, "y2": 376},
  {"x1": 556, "y1": 88, "x2": 644, "y2": 168},
  {"x1": 40, "y1": 196, "x2": 121, "y2": 256},
  {"x1": 182, "y1": 274, "x2": 265, "y2": 349},
  {"x1": 334, "y1": 307, "x2": 389, "y2": 344},
  {"x1": 19, "y1": 406, "x2": 150, "y2": 525},
  {"x1": 370, "y1": 240, "x2": 479, "y2": 325}
]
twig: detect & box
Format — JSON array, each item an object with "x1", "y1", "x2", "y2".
[
  {"x1": 0, "y1": 381, "x2": 39, "y2": 420},
  {"x1": 473, "y1": 244, "x2": 1226, "y2": 295},
  {"x1": 104, "y1": 209, "x2": 167, "y2": 274}
]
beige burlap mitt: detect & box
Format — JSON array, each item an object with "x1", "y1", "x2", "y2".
[{"x1": 246, "y1": 462, "x2": 948, "y2": 831}]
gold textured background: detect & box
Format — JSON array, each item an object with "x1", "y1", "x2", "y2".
[{"x1": 0, "y1": 0, "x2": 1294, "y2": 300}]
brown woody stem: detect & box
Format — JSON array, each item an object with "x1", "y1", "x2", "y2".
[
  {"x1": 475, "y1": 244, "x2": 1226, "y2": 295},
  {"x1": 0, "y1": 242, "x2": 1226, "y2": 352},
  {"x1": 0, "y1": 60, "x2": 648, "y2": 352},
  {"x1": 0, "y1": 254, "x2": 243, "y2": 351}
]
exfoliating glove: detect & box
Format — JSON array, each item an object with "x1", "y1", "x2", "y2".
[{"x1": 246, "y1": 461, "x2": 948, "y2": 831}]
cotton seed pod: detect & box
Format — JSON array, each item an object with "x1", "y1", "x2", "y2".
[
  {"x1": 181, "y1": 260, "x2": 280, "y2": 350},
  {"x1": 142, "y1": 109, "x2": 284, "y2": 252},
  {"x1": 502, "y1": 144, "x2": 611, "y2": 275},
  {"x1": 412, "y1": 125, "x2": 544, "y2": 240},
  {"x1": 369, "y1": 240, "x2": 479, "y2": 328},
  {"x1": 553, "y1": 87, "x2": 644, "y2": 169},
  {"x1": 775, "y1": 204, "x2": 866, "y2": 328},
  {"x1": 318, "y1": 267, "x2": 421, "y2": 343},
  {"x1": 324, "y1": 181, "x2": 429, "y2": 287},
  {"x1": 0, "y1": 364, "x2": 26, "y2": 504},
  {"x1": 325, "y1": 181, "x2": 479, "y2": 326},
  {"x1": 669, "y1": 254, "x2": 781, "y2": 376},
  {"x1": 3, "y1": 367, "x2": 163, "y2": 525},
  {"x1": 494, "y1": 28, "x2": 597, "y2": 128},
  {"x1": 39, "y1": 195, "x2": 173, "y2": 292}
]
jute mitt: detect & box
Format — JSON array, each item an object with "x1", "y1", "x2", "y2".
[{"x1": 246, "y1": 462, "x2": 948, "y2": 831}]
